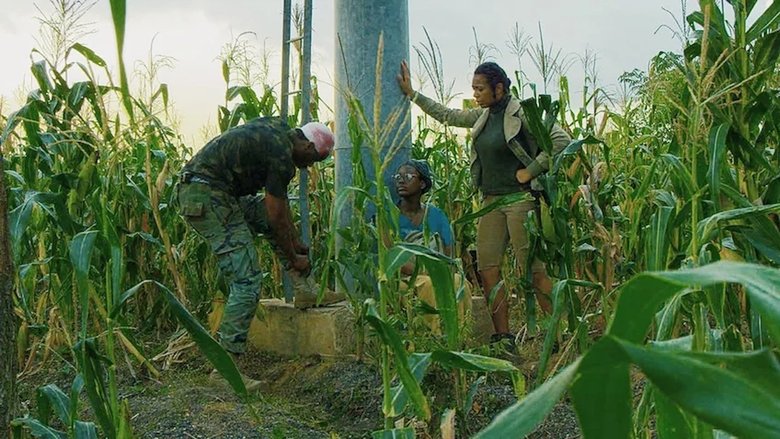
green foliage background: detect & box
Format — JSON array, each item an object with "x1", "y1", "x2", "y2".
[{"x1": 2, "y1": 1, "x2": 779, "y2": 438}]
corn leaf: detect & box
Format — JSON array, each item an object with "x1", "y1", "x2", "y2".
[
  {"x1": 364, "y1": 300, "x2": 431, "y2": 421},
  {"x1": 108, "y1": 0, "x2": 133, "y2": 118},
  {"x1": 571, "y1": 338, "x2": 633, "y2": 438},
  {"x1": 616, "y1": 338, "x2": 780, "y2": 438},
  {"x1": 390, "y1": 353, "x2": 431, "y2": 417},
  {"x1": 453, "y1": 192, "x2": 531, "y2": 226},
  {"x1": 74, "y1": 421, "x2": 99, "y2": 439},
  {"x1": 474, "y1": 359, "x2": 580, "y2": 438},
  {"x1": 519, "y1": 98, "x2": 553, "y2": 154},
  {"x1": 744, "y1": 230, "x2": 780, "y2": 264},
  {"x1": 10, "y1": 417, "x2": 65, "y2": 439},
  {"x1": 657, "y1": 262, "x2": 780, "y2": 342},
  {"x1": 747, "y1": 0, "x2": 780, "y2": 41},
  {"x1": 707, "y1": 124, "x2": 729, "y2": 207},
  {"x1": 69, "y1": 43, "x2": 107, "y2": 67},
  {"x1": 609, "y1": 261, "x2": 780, "y2": 343},
  {"x1": 537, "y1": 279, "x2": 600, "y2": 385},
  {"x1": 155, "y1": 281, "x2": 249, "y2": 398},
  {"x1": 681, "y1": 349, "x2": 780, "y2": 400},
  {"x1": 696, "y1": 204, "x2": 780, "y2": 247},
  {"x1": 37, "y1": 385, "x2": 70, "y2": 426},
  {"x1": 645, "y1": 206, "x2": 674, "y2": 271},
  {"x1": 69, "y1": 375, "x2": 84, "y2": 429},
  {"x1": 431, "y1": 351, "x2": 517, "y2": 372},
  {"x1": 655, "y1": 388, "x2": 696, "y2": 439},
  {"x1": 69, "y1": 231, "x2": 99, "y2": 339},
  {"x1": 73, "y1": 338, "x2": 115, "y2": 439},
  {"x1": 419, "y1": 255, "x2": 458, "y2": 347}
]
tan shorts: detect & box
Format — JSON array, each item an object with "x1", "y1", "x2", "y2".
[{"x1": 476, "y1": 195, "x2": 545, "y2": 274}]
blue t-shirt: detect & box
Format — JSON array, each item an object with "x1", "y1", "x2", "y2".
[{"x1": 398, "y1": 204, "x2": 453, "y2": 248}]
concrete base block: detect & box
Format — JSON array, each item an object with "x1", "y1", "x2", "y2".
[
  {"x1": 248, "y1": 299, "x2": 356, "y2": 357},
  {"x1": 246, "y1": 295, "x2": 493, "y2": 357}
]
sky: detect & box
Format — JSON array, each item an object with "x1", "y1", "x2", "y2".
[{"x1": 0, "y1": 0, "x2": 729, "y2": 144}]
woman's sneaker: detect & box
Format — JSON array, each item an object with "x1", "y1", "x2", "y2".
[{"x1": 490, "y1": 332, "x2": 520, "y2": 362}]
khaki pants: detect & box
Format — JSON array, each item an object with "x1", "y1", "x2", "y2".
[{"x1": 476, "y1": 195, "x2": 545, "y2": 274}]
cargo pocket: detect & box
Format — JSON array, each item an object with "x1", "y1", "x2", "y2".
[
  {"x1": 181, "y1": 200, "x2": 204, "y2": 218},
  {"x1": 177, "y1": 183, "x2": 208, "y2": 219}
]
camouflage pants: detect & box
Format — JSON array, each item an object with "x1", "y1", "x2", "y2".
[{"x1": 176, "y1": 181, "x2": 272, "y2": 354}]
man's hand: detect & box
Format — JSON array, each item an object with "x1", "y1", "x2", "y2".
[
  {"x1": 290, "y1": 254, "x2": 311, "y2": 276},
  {"x1": 516, "y1": 168, "x2": 533, "y2": 184},
  {"x1": 294, "y1": 240, "x2": 309, "y2": 255},
  {"x1": 397, "y1": 60, "x2": 415, "y2": 97}
]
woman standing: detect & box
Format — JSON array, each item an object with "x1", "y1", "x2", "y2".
[{"x1": 397, "y1": 61, "x2": 570, "y2": 347}]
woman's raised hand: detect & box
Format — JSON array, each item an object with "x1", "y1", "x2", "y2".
[{"x1": 396, "y1": 60, "x2": 414, "y2": 97}]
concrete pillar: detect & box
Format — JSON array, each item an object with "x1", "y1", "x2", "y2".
[{"x1": 334, "y1": 0, "x2": 411, "y2": 293}]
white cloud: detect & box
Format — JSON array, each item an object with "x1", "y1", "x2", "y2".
[{"x1": 2, "y1": 0, "x2": 685, "y2": 142}]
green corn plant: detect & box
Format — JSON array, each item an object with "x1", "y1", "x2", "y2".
[
  {"x1": 332, "y1": 35, "x2": 529, "y2": 437},
  {"x1": 660, "y1": 1, "x2": 780, "y2": 265},
  {"x1": 217, "y1": 32, "x2": 280, "y2": 132},
  {"x1": 3, "y1": 3, "x2": 218, "y2": 437},
  {"x1": 12, "y1": 375, "x2": 100, "y2": 439},
  {"x1": 2, "y1": 1, "x2": 778, "y2": 436},
  {"x1": 510, "y1": 92, "x2": 603, "y2": 369},
  {"x1": 476, "y1": 261, "x2": 780, "y2": 439}
]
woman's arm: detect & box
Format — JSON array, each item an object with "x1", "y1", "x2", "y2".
[
  {"x1": 522, "y1": 122, "x2": 572, "y2": 180},
  {"x1": 397, "y1": 60, "x2": 481, "y2": 128}
]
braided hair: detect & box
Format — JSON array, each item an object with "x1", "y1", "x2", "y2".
[{"x1": 474, "y1": 62, "x2": 511, "y2": 96}]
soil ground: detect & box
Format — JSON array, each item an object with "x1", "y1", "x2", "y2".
[{"x1": 16, "y1": 331, "x2": 581, "y2": 439}]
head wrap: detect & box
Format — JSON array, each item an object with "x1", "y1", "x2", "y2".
[
  {"x1": 299, "y1": 122, "x2": 335, "y2": 159},
  {"x1": 402, "y1": 159, "x2": 433, "y2": 194}
]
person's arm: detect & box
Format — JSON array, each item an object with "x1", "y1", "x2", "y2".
[
  {"x1": 265, "y1": 194, "x2": 310, "y2": 274},
  {"x1": 437, "y1": 208, "x2": 455, "y2": 258},
  {"x1": 442, "y1": 243, "x2": 453, "y2": 258},
  {"x1": 397, "y1": 60, "x2": 481, "y2": 128},
  {"x1": 400, "y1": 260, "x2": 415, "y2": 276},
  {"x1": 400, "y1": 214, "x2": 451, "y2": 274},
  {"x1": 518, "y1": 122, "x2": 572, "y2": 183},
  {"x1": 285, "y1": 204, "x2": 309, "y2": 255}
]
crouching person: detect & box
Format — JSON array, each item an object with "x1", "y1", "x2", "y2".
[
  {"x1": 176, "y1": 118, "x2": 345, "y2": 390},
  {"x1": 393, "y1": 160, "x2": 472, "y2": 335}
]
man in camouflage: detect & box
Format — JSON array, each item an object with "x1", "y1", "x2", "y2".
[{"x1": 177, "y1": 117, "x2": 343, "y2": 389}]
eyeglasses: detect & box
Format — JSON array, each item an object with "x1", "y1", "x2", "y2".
[{"x1": 392, "y1": 173, "x2": 419, "y2": 183}]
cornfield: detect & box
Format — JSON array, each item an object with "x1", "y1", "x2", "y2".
[{"x1": 1, "y1": 0, "x2": 779, "y2": 438}]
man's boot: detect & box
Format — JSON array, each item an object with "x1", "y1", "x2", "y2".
[
  {"x1": 209, "y1": 352, "x2": 268, "y2": 393},
  {"x1": 209, "y1": 368, "x2": 268, "y2": 393},
  {"x1": 288, "y1": 270, "x2": 346, "y2": 309}
]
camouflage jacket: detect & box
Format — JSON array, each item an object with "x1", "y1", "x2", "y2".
[
  {"x1": 411, "y1": 92, "x2": 571, "y2": 192},
  {"x1": 182, "y1": 117, "x2": 296, "y2": 198}
]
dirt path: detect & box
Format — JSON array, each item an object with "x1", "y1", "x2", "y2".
[
  {"x1": 124, "y1": 349, "x2": 580, "y2": 438},
  {"x1": 18, "y1": 343, "x2": 580, "y2": 438},
  {"x1": 126, "y1": 353, "x2": 381, "y2": 438}
]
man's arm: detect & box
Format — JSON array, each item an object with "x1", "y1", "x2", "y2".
[
  {"x1": 285, "y1": 202, "x2": 309, "y2": 255},
  {"x1": 265, "y1": 193, "x2": 310, "y2": 273}
]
